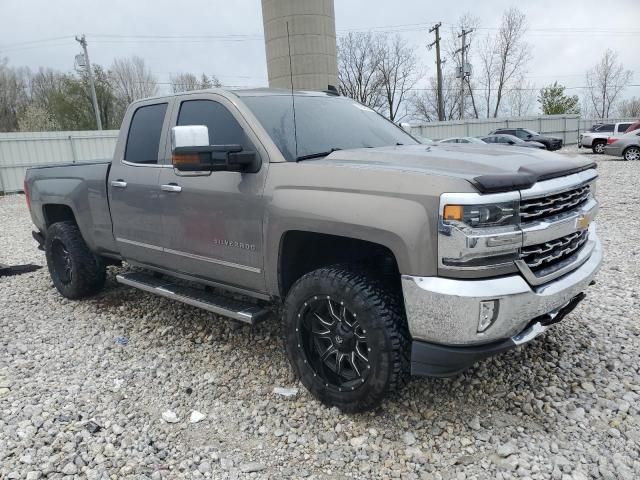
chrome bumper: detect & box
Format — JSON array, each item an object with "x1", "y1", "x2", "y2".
[{"x1": 401, "y1": 231, "x2": 602, "y2": 346}]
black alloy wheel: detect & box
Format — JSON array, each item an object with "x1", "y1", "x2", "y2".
[
  {"x1": 283, "y1": 265, "x2": 410, "y2": 412},
  {"x1": 50, "y1": 239, "x2": 73, "y2": 285},
  {"x1": 45, "y1": 221, "x2": 106, "y2": 299},
  {"x1": 299, "y1": 295, "x2": 370, "y2": 391}
]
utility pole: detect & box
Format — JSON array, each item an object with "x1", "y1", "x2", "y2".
[
  {"x1": 75, "y1": 34, "x2": 102, "y2": 130},
  {"x1": 455, "y1": 28, "x2": 473, "y2": 119},
  {"x1": 428, "y1": 22, "x2": 445, "y2": 121}
]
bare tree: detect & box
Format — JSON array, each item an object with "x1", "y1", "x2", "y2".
[
  {"x1": 619, "y1": 96, "x2": 640, "y2": 118},
  {"x1": 377, "y1": 35, "x2": 421, "y2": 122},
  {"x1": 477, "y1": 32, "x2": 498, "y2": 118},
  {"x1": 411, "y1": 72, "x2": 461, "y2": 122},
  {"x1": 0, "y1": 58, "x2": 29, "y2": 131},
  {"x1": 28, "y1": 68, "x2": 65, "y2": 110},
  {"x1": 475, "y1": 9, "x2": 530, "y2": 118},
  {"x1": 337, "y1": 32, "x2": 385, "y2": 110},
  {"x1": 585, "y1": 49, "x2": 633, "y2": 118},
  {"x1": 170, "y1": 72, "x2": 221, "y2": 93},
  {"x1": 491, "y1": 9, "x2": 531, "y2": 117},
  {"x1": 505, "y1": 76, "x2": 536, "y2": 116},
  {"x1": 109, "y1": 56, "x2": 158, "y2": 106}
]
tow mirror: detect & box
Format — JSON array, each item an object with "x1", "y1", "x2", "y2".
[{"x1": 170, "y1": 125, "x2": 258, "y2": 173}]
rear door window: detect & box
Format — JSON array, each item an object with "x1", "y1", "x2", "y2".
[
  {"x1": 124, "y1": 103, "x2": 168, "y2": 164},
  {"x1": 617, "y1": 123, "x2": 631, "y2": 133}
]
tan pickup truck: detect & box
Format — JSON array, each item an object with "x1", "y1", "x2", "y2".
[{"x1": 25, "y1": 88, "x2": 602, "y2": 412}]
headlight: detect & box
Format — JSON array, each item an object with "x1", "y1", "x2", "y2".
[
  {"x1": 443, "y1": 201, "x2": 519, "y2": 228},
  {"x1": 438, "y1": 193, "x2": 522, "y2": 277}
]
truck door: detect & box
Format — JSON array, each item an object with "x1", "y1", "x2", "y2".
[
  {"x1": 108, "y1": 100, "x2": 172, "y2": 267},
  {"x1": 157, "y1": 94, "x2": 268, "y2": 293}
]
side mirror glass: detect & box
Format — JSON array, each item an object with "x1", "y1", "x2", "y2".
[{"x1": 170, "y1": 125, "x2": 258, "y2": 173}]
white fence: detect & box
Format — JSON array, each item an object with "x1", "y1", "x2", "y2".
[
  {"x1": 0, "y1": 130, "x2": 119, "y2": 193},
  {"x1": 409, "y1": 115, "x2": 638, "y2": 143},
  {"x1": 1, "y1": 115, "x2": 636, "y2": 193}
]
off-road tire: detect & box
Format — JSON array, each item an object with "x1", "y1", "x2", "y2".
[
  {"x1": 283, "y1": 265, "x2": 411, "y2": 412},
  {"x1": 592, "y1": 140, "x2": 606, "y2": 154},
  {"x1": 45, "y1": 221, "x2": 106, "y2": 299},
  {"x1": 623, "y1": 146, "x2": 640, "y2": 161}
]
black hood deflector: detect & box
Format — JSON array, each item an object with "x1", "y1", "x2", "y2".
[{"x1": 471, "y1": 160, "x2": 597, "y2": 193}]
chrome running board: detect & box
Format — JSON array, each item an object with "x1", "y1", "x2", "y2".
[{"x1": 116, "y1": 271, "x2": 271, "y2": 325}]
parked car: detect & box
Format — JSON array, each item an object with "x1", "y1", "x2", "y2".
[
  {"x1": 438, "y1": 137, "x2": 486, "y2": 144},
  {"x1": 603, "y1": 130, "x2": 640, "y2": 160},
  {"x1": 414, "y1": 134, "x2": 434, "y2": 145},
  {"x1": 24, "y1": 88, "x2": 602, "y2": 412},
  {"x1": 623, "y1": 121, "x2": 640, "y2": 134},
  {"x1": 579, "y1": 122, "x2": 636, "y2": 153},
  {"x1": 481, "y1": 134, "x2": 546, "y2": 149},
  {"x1": 587, "y1": 123, "x2": 614, "y2": 133},
  {"x1": 489, "y1": 128, "x2": 563, "y2": 151}
]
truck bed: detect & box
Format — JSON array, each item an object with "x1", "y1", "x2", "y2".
[{"x1": 25, "y1": 160, "x2": 118, "y2": 256}]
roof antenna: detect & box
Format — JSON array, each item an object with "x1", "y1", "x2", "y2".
[{"x1": 286, "y1": 21, "x2": 299, "y2": 160}]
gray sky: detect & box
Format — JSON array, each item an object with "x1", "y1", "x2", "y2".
[{"x1": 1, "y1": 0, "x2": 639, "y2": 103}]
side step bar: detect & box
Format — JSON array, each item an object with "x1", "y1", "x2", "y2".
[{"x1": 116, "y1": 271, "x2": 271, "y2": 325}]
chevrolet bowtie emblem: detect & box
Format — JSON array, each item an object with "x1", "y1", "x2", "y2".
[{"x1": 576, "y1": 214, "x2": 591, "y2": 231}]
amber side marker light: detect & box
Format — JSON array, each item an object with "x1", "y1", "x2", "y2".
[
  {"x1": 443, "y1": 205, "x2": 463, "y2": 222},
  {"x1": 172, "y1": 153, "x2": 200, "y2": 166}
]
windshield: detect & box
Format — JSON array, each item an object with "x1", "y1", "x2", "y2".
[
  {"x1": 496, "y1": 134, "x2": 524, "y2": 143},
  {"x1": 241, "y1": 95, "x2": 418, "y2": 161}
]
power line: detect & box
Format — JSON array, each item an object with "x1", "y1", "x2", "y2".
[
  {"x1": 338, "y1": 21, "x2": 640, "y2": 35},
  {"x1": 0, "y1": 36, "x2": 74, "y2": 49},
  {"x1": 409, "y1": 84, "x2": 640, "y2": 92}
]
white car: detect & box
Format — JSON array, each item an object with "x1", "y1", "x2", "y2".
[{"x1": 579, "y1": 122, "x2": 636, "y2": 154}]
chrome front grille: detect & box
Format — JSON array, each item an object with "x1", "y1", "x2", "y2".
[
  {"x1": 520, "y1": 230, "x2": 589, "y2": 273},
  {"x1": 520, "y1": 184, "x2": 591, "y2": 222}
]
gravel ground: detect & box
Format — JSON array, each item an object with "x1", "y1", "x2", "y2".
[{"x1": 1, "y1": 151, "x2": 639, "y2": 479}]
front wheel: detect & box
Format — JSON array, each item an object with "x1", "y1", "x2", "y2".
[
  {"x1": 283, "y1": 266, "x2": 410, "y2": 412},
  {"x1": 623, "y1": 146, "x2": 640, "y2": 161},
  {"x1": 45, "y1": 221, "x2": 106, "y2": 299}
]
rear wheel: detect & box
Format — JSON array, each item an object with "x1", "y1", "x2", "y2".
[
  {"x1": 283, "y1": 265, "x2": 410, "y2": 412},
  {"x1": 45, "y1": 221, "x2": 106, "y2": 299},
  {"x1": 623, "y1": 146, "x2": 640, "y2": 161},
  {"x1": 592, "y1": 141, "x2": 606, "y2": 154}
]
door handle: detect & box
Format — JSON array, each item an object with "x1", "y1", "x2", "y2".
[
  {"x1": 111, "y1": 180, "x2": 127, "y2": 188},
  {"x1": 161, "y1": 183, "x2": 182, "y2": 193}
]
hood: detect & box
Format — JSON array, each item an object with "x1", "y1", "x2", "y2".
[
  {"x1": 316, "y1": 144, "x2": 595, "y2": 193},
  {"x1": 532, "y1": 134, "x2": 562, "y2": 141}
]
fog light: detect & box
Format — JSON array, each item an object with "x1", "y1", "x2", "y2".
[{"x1": 478, "y1": 300, "x2": 499, "y2": 332}]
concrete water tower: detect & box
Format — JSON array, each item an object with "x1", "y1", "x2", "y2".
[{"x1": 261, "y1": 0, "x2": 338, "y2": 91}]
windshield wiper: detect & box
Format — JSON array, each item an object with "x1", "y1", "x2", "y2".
[{"x1": 296, "y1": 148, "x2": 341, "y2": 162}]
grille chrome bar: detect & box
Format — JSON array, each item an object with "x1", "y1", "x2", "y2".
[
  {"x1": 521, "y1": 230, "x2": 589, "y2": 271},
  {"x1": 520, "y1": 185, "x2": 591, "y2": 222}
]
